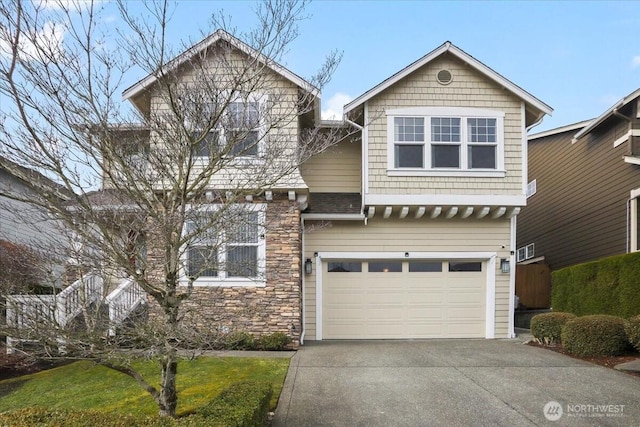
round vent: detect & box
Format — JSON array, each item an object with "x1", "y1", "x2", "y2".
[{"x1": 436, "y1": 69, "x2": 453, "y2": 85}]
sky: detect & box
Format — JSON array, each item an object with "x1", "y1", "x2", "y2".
[{"x1": 6, "y1": 0, "x2": 640, "y2": 133}]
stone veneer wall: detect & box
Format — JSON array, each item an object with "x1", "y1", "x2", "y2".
[{"x1": 146, "y1": 195, "x2": 302, "y2": 345}]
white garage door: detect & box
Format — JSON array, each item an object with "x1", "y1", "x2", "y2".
[{"x1": 323, "y1": 259, "x2": 486, "y2": 339}]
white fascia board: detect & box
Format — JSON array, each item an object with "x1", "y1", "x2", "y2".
[
  {"x1": 122, "y1": 29, "x2": 319, "y2": 102},
  {"x1": 301, "y1": 213, "x2": 365, "y2": 221},
  {"x1": 572, "y1": 87, "x2": 640, "y2": 143},
  {"x1": 364, "y1": 194, "x2": 526, "y2": 207},
  {"x1": 529, "y1": 119, "x2": 593, "y2": 141},
  {"x1": 345, "y1": 41, "x2": 552, "y2": 117}
]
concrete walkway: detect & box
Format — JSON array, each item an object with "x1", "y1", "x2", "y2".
[{"x1": 273, "y1": 340, "x2": 640, "y2": 426}]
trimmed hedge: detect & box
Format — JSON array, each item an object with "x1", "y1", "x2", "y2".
[
  {"x1": 530, "y1": 312, "x2": 576, "y2": 344},
  {"x1": 561, "y1": 315, "x2": 629, "y2": 357},
  {"x1": 625, "y1": 315, "x2": 640, "y2": 352},
  {"x1": 259, "y1": 332, "x2": 292, "y2": 351},
  {"x1": 223, "y1": 331, "x2": 258, "y2": 350},
  {"x1": 199, "y1": 380, "x2": 273, "y2": 427},
  {"x1": 551, "y1": 251, "x2": 640, "y2": 318},
  {"x1": 0, "y1": 408, "x2": 171, "y2": 427},
  {"x1": 0, "y1": 380, "x2": 273, "y2": 427}
]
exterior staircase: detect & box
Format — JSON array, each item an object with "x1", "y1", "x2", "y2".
[{"x1": 5, "y1": 273, "x2": 147, "y2": 353}]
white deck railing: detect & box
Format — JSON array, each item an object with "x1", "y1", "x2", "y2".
[
  {"x1": 55, "y1": 273, "x2": 104, "y2": 328},
  {"x1": 6, "y1": 274, "x2": 148, "y2": 353},
  {"x1": 105, "y1": 277, "x2": 146, "y2": 335}
]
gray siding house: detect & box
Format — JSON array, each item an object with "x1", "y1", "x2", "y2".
[{"x1": 517, "y1": 88, "x2": 640, "y2": 270}]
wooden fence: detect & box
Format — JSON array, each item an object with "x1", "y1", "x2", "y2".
[{"x1": 515, "y1": 264, "x2": 551, "y2": 309}]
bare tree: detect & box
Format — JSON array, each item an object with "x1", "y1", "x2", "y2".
[{"x1": 0, "y1": 0, "x2": 342, "y2": 417}]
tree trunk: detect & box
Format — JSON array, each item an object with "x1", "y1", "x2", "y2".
[{"x1": 158, "y1": 349, "x2": 178, "y2": 417}]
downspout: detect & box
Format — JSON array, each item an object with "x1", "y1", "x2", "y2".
[
  {"x1": 300, "y1": 217, "x2": 306, "y2": 345},
  {"x1": 508, "y1": 109, "x2": 546, "y2": 338}
]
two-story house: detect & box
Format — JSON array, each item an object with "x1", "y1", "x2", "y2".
[
  {"x1": 59, "y1": 32, "x2": 551, "y2": 345},
  {"x1": 299, "y1": 42, "x2": 551, "y2": 341}
]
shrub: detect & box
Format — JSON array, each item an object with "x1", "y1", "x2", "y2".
[
  {"x1": 561, "y1": 315, "x2": 629, "y2": 357},
  {"x1": 0, "y1": 407, "x2": 167, "y2": 427},
  {"x1": 530, "y1": 312, "x2": 576, "y2": 344},
  {"x1": 223, "y1": 331, "x2": 258, "y2": 350},
  {"x1": 259, "y1": 332, "x2": 292, "y2": 351},
  {"x1": 625, "y1": 315, "x2": 640, "y2": 352},
  {"x1": 551, "y1": 251, "x2": 640, "y2": 318},
  {"x1": 198, "y1": 380, "x2": 273, "y2": 427}
]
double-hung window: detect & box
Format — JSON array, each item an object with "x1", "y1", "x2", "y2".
[
  {"x1": 183, "y1": 204, "x2": 266, "y2": 286},
  {"x1": 387, "y1": 107, "x2": 505, "y2": 176},
  {"x1": 191, "y1": 96, "x2": 265, "y2": 159}
]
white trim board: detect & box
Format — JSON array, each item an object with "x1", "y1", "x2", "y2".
[
  {"x1": 314, "y1": 251, "x2": 497, "y2": 340},
  {"x1": 364, "y1": 194, "x2": 526, "y2": 207}
]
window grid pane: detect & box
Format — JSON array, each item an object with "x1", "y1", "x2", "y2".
[
  {"x1": 328, "y1": 262, "x2": 362, "y2": 272},
  {"x1": 188, "y1": 247, "x2": 218, "y2": 277},
  {"x1": 226, "y1": 246, "x2": 258, "y2": 277},
  {"x1": 394, "y1": 117, "x2": 424, "y2": 142},
  {"x1": 468, "y1": 118, "x2": 496, "y2": 143},
  {"x1": 431, "y1": 117, "x2": 460, "y2": 142},
  {"x1": 368, "y1": 261, "x2": 402, "y2": 273}
]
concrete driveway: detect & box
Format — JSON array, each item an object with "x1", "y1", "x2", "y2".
[{"x1": 273, "y1": 339, "x2": 640, "y2": 426}]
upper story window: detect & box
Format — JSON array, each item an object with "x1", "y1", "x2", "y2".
[
  {"x1": 182, "y1": 204, "x2": 266, "y2": 286},
  {"x1": 387, "y1": 107, "x2": 505, "y2": 177},
  {"x1": 191, "y1": 96, "x2": 265, "y2": 159}
]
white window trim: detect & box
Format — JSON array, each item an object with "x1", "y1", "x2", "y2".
[
  {"x1": 526, "y1": 179, "x2": 537, "y2": 198},
  {"x1": 386, "y1": 107, "x2": 505, "y2": 177},
  {"x1": 179, "y1": 203, "x2": 267, "y2": 287},
  {"x1": 516, "y1": 243, "x2": 535, "y2": 262},
  {"x1": 313, "y1": 251, "x2": 497, "y2": 340},
  {"x1": 193, "y1": 93, "x2": 269, "y2": 162}
]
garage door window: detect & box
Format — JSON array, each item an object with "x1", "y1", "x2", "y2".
[
  {"x1": 449, "y1": 262, "x2": 482, "y2": 272},
  {"x1": 409, "y1": 261, "x2": 442, "y2": 272},
  {"x1": 368, "y1": 261, "x2": 402, "y2": 272},
  {"x1": 328, "y1": 262, "x2": 362, "y2": 272}
]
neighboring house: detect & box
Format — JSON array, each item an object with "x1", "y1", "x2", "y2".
[
  {"x1": 517, "y1": 88, "x2": 640, "y2": 271},
  {"x1": 42, "y1": 32, "x2": 552, "y2": 344},
  {"x1": 0, "y1": 156, "x2": 70, "y2": 288}
]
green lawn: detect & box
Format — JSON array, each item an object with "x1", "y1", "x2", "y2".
[{"x1": 0, "y1": 357, "x2": 290, "y2": 417}]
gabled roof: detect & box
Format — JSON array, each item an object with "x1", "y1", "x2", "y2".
[
  {"x1": 0, "y1": 155, "x2": 72, "y2": 199},
  {"x1": 344, "y1": 41, "x2": 553, "y2": 118},
  {"x1": 572, "y1": 87, "x2": 640, "y2": 143},
  {"x1": 528, "y1": 119, "x2": 593, "y2": 141},
  {"x1": 122, "y1": 29, "x2": 319, "y2": 103}
]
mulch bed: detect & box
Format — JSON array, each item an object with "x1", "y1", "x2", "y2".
[{"x1": 527, "y1": 341, "x2": 640, "y2": 377}]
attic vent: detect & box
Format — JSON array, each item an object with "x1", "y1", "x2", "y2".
[{"x1": 436, "y1": 69, "x2": 453, "y2": 85}]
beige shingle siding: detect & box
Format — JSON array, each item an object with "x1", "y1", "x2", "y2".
[
  {"x1": 303, "y1": 217, "x2": 512, "y2": 340},
  {"x1": 366, "y1": 54, "x2": 523, "y2": 196},
  {"x1": 300, "y1": 138, "x2": 361, "y2": 193},
  {"x1": 142, "y1": 48, "x2": 304, "y2": 190}
]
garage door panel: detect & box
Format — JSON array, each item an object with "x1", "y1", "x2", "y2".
[{"x1": 323, "y1": 259, "x2": 486, "y2": 339}]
